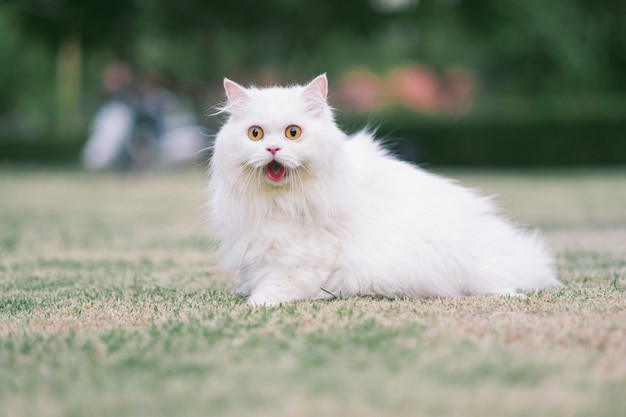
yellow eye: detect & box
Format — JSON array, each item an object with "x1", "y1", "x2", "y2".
[
  {"x1": 247, "y1": 126, "x2": 264, "y2": 141},
  {"x1": 285, "y1": 125, "x2": 302, "y2": 140},
  {"x1": 248, "y1": 126, "x2": 263, "y2": 141}
]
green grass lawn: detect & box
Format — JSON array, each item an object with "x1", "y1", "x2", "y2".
[{"x1": 1, "y1": 166, "x2": 625, "y2": 417}]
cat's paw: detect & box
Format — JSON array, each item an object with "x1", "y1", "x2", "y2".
[
  {"x1": 494, "y1": 288, "x2": 527, "y2": 299},
  {"x1": 246, "y1": 295, "x2": 281, "y2": 307}
]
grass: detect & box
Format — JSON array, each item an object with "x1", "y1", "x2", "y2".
[{"x1": 0, "y1": 165, "x2": 625, "y2": 417}]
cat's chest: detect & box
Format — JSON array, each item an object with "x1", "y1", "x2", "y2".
[
  {"x1": 254, "y1": 213, "x2": 326, "y2": 238},
  {"x1": 244, "y1": 215, "x2": 343, "y2": 266}
]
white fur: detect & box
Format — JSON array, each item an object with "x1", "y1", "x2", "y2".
[{"x1": 208, "y1": 75, "x2": 560, "y2": 305}]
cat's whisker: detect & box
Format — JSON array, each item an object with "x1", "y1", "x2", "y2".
[
  {"x1": 233, "y1": 166, "x2": 247, "y2": 180},
  {"x1": 243, "y1": 168, "x2": 258, "y2": 193},
  {"x1": 233, "y1": 164, "x2": 260, "y2": 197},
  {"x1": 233, "y1": 165, "x2": 251, "y2": 186},
  {"x1": 298, "y1": 168, "x2": 323, "y2": 216},
  {"x1": 289, "y1": 167, "x2": 300, "y2": 190},
  {"x1": 299, "y1": 164, "x2": 314, "y2": 182}
]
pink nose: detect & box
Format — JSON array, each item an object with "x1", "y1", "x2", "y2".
[{"x1": 266, "y1": 146, "x2": 281, "y2": 155}]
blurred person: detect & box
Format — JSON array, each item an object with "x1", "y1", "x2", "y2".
[
  {"x1": 81, "y1": 61, "x2": 139, "y2": 170},
  {"x1": 81, "y1": 62, "x2": 206, "y2": 171},
  {"x1": 138, "y1": 73, "x2": 207, "y2": 168}
]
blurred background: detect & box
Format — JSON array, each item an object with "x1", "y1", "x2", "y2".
[{"x1": 0, "y1": 0, "x2": 625, "y2": 167}]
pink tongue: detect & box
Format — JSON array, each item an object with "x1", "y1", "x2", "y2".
[{"x1": 266, "y1": 161, "x2": 285, "y2": 181}]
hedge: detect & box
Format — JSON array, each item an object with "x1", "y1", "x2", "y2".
[
  {"x1": 1, "y1": 113, "x2": 625, "y2": 167},
  {"x1": 339, "y1": 111, "x2": 626, "y2": 166}
]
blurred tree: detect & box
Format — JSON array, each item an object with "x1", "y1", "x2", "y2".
[
  {"x1": 457, "y1": 0, "x2": 626, "y2": 94},
  {"x1": 133, "y1": 0, "x2": 400, "y2": 80},
  {"x1": 0, "y1": 0, "x2": 136, "y2": 137},
  {"x1": 130, "y1": 0, "x2": 626, "y2": 95},
  {"x1": 0, "y1": 0, "x2": 625, "y2": 142},
  {"x1": 0, "y1": 7, "x2": 54, "y2": 138}
]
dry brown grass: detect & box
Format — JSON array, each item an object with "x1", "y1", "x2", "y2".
[{"x1": 0, "y1": 166, "x2": 624, "y2": 417}]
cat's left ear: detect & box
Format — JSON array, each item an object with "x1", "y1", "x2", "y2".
[
  {"x1": 302, "y1": 74, "x2": 329, "y2": 117},
  {"x1": 223, "y1": 78, "x2": 250, "y2": 112}
]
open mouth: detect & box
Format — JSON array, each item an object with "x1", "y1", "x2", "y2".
[{"x1": 266, "y1": 160, "x2": 286, "y2": 182}]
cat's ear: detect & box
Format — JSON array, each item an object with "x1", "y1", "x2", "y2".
[
  {"x1": 302, "y1": 74, "x2": 329, "y2": 117},
  {"x1": 304, "y1": 74, "x2": 328, "y2": 99},
  {"x1": 223, "y1": 78, "x2": 250, "y2": 112}
]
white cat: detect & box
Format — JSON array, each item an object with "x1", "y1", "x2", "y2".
[{"x1": 208, "y1": 74, "x2": 559, "y2": 306}]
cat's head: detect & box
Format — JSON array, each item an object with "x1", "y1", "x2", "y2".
[{"x1": 213, "y1": 74, "x2": 344, "y2": 188}]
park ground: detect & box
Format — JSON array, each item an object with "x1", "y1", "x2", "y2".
[{"x1": 0, "y1": 166, "x2": 625, "y2": 417}]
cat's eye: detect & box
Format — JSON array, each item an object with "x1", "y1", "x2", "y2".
[
  {"x1": 285, "y1": 125, "x2": 302, "y2": 140},
  {"x1": 247, "y1": 126, "x2": 264, "y2": 141}
]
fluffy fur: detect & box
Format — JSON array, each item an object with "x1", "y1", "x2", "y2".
[{"x1": 208, "y1": 74, "x2": 559, "y2": 305}]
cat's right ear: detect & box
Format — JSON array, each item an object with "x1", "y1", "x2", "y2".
[
  {"x1": 302, "y1": 74, "x2": 330, "y2": 117},
  {"x1": 223, "y1": 78, "x2": 250, "y2": 112}
]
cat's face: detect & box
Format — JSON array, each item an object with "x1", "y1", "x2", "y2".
[{"x1": 214, "y1": 75, "x2": 341, "y2": 188}]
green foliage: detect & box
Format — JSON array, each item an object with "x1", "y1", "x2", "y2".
[
  {"x1": 337, "y1": 107, "x2": 626, "y2": 166},
  {"x1": 459, "y1": 0, "x2": 626, "y2": 93},
  {"x1": 0, "y1": 8, "x2": 54, "y2": 113},
  {"x1": 0, "y1": 0, "x2": 625, "y2": 144},
  {"x1": 4, "y1": 0, "x2": 135, "y2": 50}
]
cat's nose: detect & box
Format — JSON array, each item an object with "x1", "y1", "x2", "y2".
[{"x1": 266, "y1": 146, "x2": 281, "y2": 155}]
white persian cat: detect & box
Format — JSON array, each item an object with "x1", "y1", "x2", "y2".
[{"x1": 208, "y1": 74, "x2": 559, "y2": 305}]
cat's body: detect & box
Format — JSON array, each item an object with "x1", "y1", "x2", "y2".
[{"x1": 208, "y1": 75, "x2": 559, "y2": 305}]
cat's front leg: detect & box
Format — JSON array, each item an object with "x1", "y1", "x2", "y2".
[
  {"x1": 244, "y1": 272, "x2": 334, "y2": 306},
  {"x1": 246, "y1": 292, "x2": 284, "y2": 306},
  {"x1": 246, "y1": 285, "x2": 325, "y2": 306}
]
